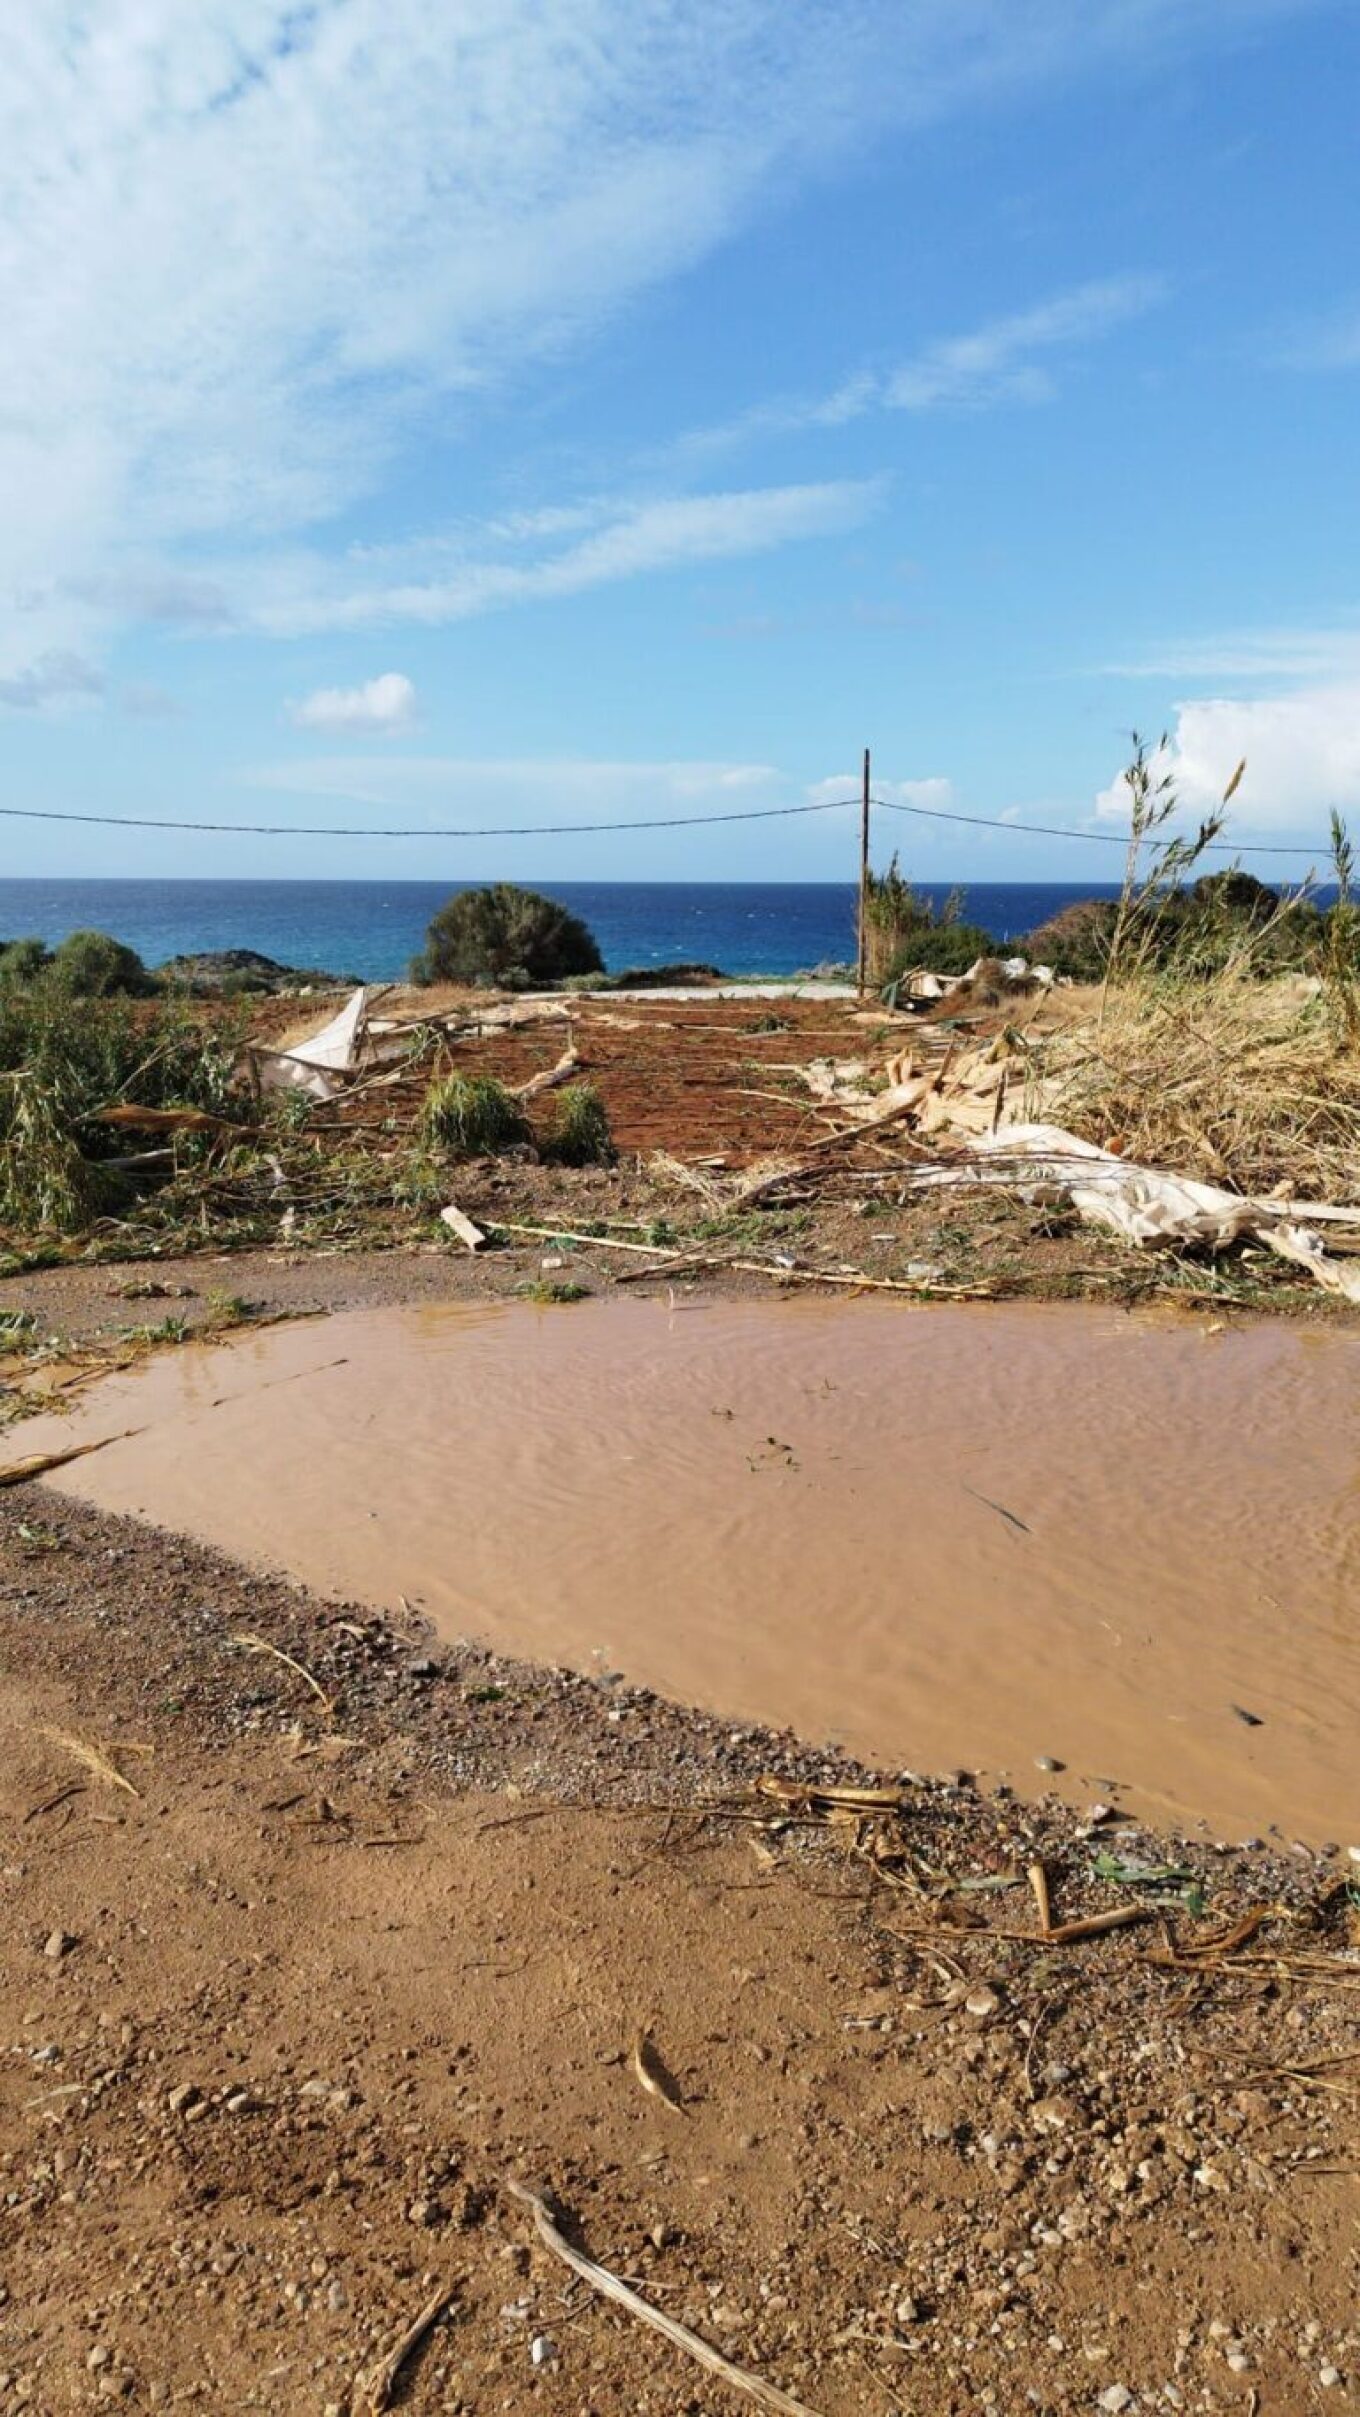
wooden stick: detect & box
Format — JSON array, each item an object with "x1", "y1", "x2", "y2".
[
  {"x1": 349, "y1": 2280, "x2": 456, "y2": 2413},
  {"x1": 506, "y1": 2179, "x2": 826, "y2": 2416},
  {"x1": 485, "y1": 1220, "x2": 680, "y2": 1255},
  {"x1": 0, "y1": 1429, "x2": 144, "y2": 1488}
]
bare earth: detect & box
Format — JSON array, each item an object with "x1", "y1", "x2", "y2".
[{"x1": 1, "y1": 1473, "x2": 1357, "y2": 2416}]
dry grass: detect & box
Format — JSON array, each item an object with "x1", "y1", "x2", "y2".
[{"x1": 1030, "y1": 967, "x2": 1360, "y2": 1201}]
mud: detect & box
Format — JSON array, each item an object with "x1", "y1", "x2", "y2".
[{"x1": 11, "y1": 1295, "x2": 1359, "y2": 1845}]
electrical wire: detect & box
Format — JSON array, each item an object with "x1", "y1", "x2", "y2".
[{"x1": 0, "y1": 792, "x2": 1330, "y2": 857}]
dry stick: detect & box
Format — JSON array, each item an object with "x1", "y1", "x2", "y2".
[
  {"x1": 348, "y1": 2280, "x2": 457, "y2": 2414},
  {"x1": 0, "y1": 1428, "x2": 145, "y2": 1488},
  {"x1": 485, "y1": 1220, "x2": 676, "y2": 1255},
  {"x1": 231, "y1": 1631, "x2": 334, "y2": 1717},
  {"x1": 728, "y1": 1258, "x2": 992, "y2": 1301},
  {"x1": 507, "y1": 2180, "x2": 826, "y2": 2417}
]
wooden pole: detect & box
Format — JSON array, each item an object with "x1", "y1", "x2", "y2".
[{"x1": 856, "y1": 746, "x2": 871, "y2": 996}]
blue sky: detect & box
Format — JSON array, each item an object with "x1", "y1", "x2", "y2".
[{"x1": 2, "y1": 0, "x2": 1359, "y2": 884}]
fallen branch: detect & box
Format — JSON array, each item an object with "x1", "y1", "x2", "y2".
[
  {"x1": 484, "y1": 1219, "x2": 675, "y2": 1255},
  {"x1": 349, "y1": 2281, "x2": 457, "y2": 2413},
  {"x1": 506, "y1": 2179, "x2": 826, "y2": 2416},
  {"x1": 0, "y1": 1430, "x2": 144, "y2": 1488}
]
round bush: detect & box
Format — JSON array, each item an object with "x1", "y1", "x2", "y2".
[
  {"x1": 411, "y1": 885, "x2": 604, "y2": 989},
  {"x1": 48, "y1": 929, "x2": 155, "y2": 996}
]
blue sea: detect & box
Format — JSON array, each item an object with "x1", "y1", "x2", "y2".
[{"x1": 0, "y1": 877, "x2": 1124, "y2": 982}]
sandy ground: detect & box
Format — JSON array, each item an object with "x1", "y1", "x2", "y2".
[{"x1": 1, "y1": 1482, "x2": 1357, "y2": 2416}]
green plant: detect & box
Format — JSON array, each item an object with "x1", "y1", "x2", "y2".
[
  {"x1": 517, "y1": 1277, "x2": 590, "y2": 1304},
  {"x1": 862, "y1": 856, "x2": 996, "y2": 985},
  {"x1": 47, "y1": 929, "x2": 156, "y2": 997},
  {"x1": 1323, "y1": 809, "x2": 1360, "y2": 1043},
  {"x1": 0, "y1": 1072, "x2": 97, "y2": 1231},
  {"x1": 542, "y1": 1081, "x2": 615, "y2": 1165},
  {"x1": 1098, "y1": 734, "x2": 1225, "y2": 1011},
  {"x1": 411, "y1": 884, "x2": 604, "y2": 989},
  {"x1": 417, "y1": 1072, "x2": 530, "y2": 1155},
  {"x1": 0, "y1": 938, "x2": 52, "y2": 984}
]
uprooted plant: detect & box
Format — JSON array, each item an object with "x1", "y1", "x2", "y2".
[
  {"x1": 542, "y1": 1080, "x2": 615, "y2": 1166},
  {"x1": 417, "y1": 1071, "x2": 530, "y2": 1156}
]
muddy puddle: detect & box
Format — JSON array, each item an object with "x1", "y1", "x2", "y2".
[{"x1": 10, "y1": 1296, "x2": 1359, "y2": 1842}]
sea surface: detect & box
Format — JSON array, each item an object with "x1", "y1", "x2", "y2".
[{"x1": 0, "y1": 876, "x2": 1125, "y2": 981}]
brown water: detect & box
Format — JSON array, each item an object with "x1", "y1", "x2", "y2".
[{"x1": 11, "y1": 1296, "x2": 1360, "y2": 1842}]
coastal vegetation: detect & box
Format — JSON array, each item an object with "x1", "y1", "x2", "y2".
[{"x1": 411, "y1": 882, "x2": 603, "y2": 988}]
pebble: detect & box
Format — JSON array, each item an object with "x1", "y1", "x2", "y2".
[
  {"x1": 1035, "y1": 1756, "x2": 1064, "y2": 1774},
  {"x1": 529, "y1": 2335, "x2": 557, "y2": 2368},
  {"x1": 965, "y1": 1988, "x2": 1001, "y2": 2020},
  {"x1": 42, "y1": 1931, "x2": 75, "y2": 1961},
  {"x1": 1320, "y1": 2368, "x2": 1342, "y2": 2389},
  {"x1": 1097, "y1": 2390, "x2": 1133, "y2": 2415},
  {"x1": 166, "y1": 2083, "x2": 199, "y2": 2115}
]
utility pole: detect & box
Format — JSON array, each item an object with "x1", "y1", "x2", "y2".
[{"x1": 856, "y1": 745, "x2": 871, "y2": 997}]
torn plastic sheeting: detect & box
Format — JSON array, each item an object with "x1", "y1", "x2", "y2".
[
  {"x1": 914, "y1": 1122, "x2": 1360, "y2": 1304},
  {"x1": 283, "y1": 986, "x2": 369, "y2": 1072},
  {"x1": 246, "y1": 986, "x2": 371, "y2": 1101},
  {"x1": 245, "y1": 1049, "x2": 345, "y2": 1102}
]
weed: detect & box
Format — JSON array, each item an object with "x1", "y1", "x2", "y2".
[
  {"x1": 517, "y1": 1278, "x2": 590, "y2": 1304},
  {"x1": 121, "y1": 1314, "x2": 192, "y2": 1346},
  {"x1": 202, "y1": 1290, "x2": 251, "y2": 1330},
  {"x1": 542, "y1": 1081, "x2": 615, "y2": 1166},
  {"x1": 418, "y1": 1072, "x2": 530, "y2": 1155}
]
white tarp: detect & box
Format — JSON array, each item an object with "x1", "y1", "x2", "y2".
[
  {"x1": 916, "y1": 1121, "x2": 1360, "y2": 1304},
  {"x1": 247, "y1": 987, "x2": 370, "y2": 1100}
]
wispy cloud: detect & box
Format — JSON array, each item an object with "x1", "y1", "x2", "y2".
[
  {"x1": 252, "y1": 481, "x2": 883, "y2": 636},
  {"x1": 675, "y1": 276, "x2": 1165, "y2": 462},
  {"x1": 883, "y1": 275, "x2": 1165, "y2": 410},
  {"x1": 1100, "y1": 624, "x2": 1360, "y2": 681},
  {"x1": 0, "y1": 650, "x2": 104, "y2": 711},
  {"x1": 289, "y1": 672, "x2": 417, "y2": 734},
  {"x1": 0, "y1": 4, "x2": 1302, "y2": 687},
  {"x1": 1276, "y1": 304, "x2": 1360, "y2": 372}
]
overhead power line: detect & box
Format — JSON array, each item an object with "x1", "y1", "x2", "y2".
[{"x1": 0, "y1": 793, "x2": 1331, "y2": 857}]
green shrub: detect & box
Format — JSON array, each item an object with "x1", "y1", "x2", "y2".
[
  {"x1": 418, "y1": 1072, "x2": 530, "y2": 1155},
  {"x1": 885, "y1": 920, "x2": 995, "y2": 978},
  {"x1": 1022, "y1": 899, "x2": 1119, "y2": 981},
  {"x1": 863, "y1": 857, "x2": 997, "y2": 985},
  {"x1": 411, "y1": 884, "x2": 604, "y2": 989},
  {"x1": 0, "y1": 938, "x2": 52, "y2": 984},
  {"x1": 543, "y1": 1081, "x2": 615, "y2": 1165},
  {"x1": 0, "y1": 989, "x2": 247, "y2": 1235},
  {"x1": 48, "y1": 929, "x2": 155, "y2": 996}
]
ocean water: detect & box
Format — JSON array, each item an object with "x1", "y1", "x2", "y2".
[{"x1": 0, "y1": 877, "x2": 1124, "y2": 982}]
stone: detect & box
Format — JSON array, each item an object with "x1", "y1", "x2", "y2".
[
  {"x1": 1097, "y1": 2390, "x2": 1133, "y2": 2414},
  {"x1": 43, "y1": 1932, "x2": 75, "y2": 1962}
]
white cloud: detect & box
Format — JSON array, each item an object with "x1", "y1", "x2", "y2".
[
  {"x1": 883, "y1": 276, "x2": 1164, "y2": 412},
  {"x1": 675, "y1": 276, "x2": 1164, "y2": 461},
  {"x1": 255, "y1": 480, "x2": 882, "y2": 635},
  {"x1": 0, "y1": 3, "x2": 1314, "y2": 684},
  {"x1": 1095, "y1": 683, "x2": 1360, "y2": 844},
  {"x1": 290, "y1": 671, "x2": 417, "y2": 734}
]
